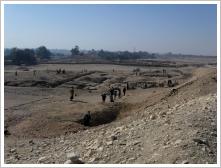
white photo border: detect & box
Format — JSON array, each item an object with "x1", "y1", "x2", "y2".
[{"x1": 1, "y1": 1, "x2": 220, "y2": 168}]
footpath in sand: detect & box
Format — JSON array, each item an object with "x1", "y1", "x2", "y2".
[{"x1": 4, "y1": 67, "x2": 217, "y2": 164}]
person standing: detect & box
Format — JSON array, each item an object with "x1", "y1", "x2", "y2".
[
  {"x1": 118, "y1": 88, "x2": 121, "y2": 98},
  {"x1": 114, "y1": 90, "x2": 117, "y2": 100},
  {"x1": 123, "y1": 87, "x2": 126, "y2": 96},
  {"x1": 110, "y1": 87, "x2": 114, "y2": 102},
  {"x1": 101, "y1": 93, "x2": 106, "y2": 102},
  {"x1": 33, "y1": 70, "x2": 36, "y2": 76},
  {"x1": 83, "y1": 111, "x2": 91, "y2": 126},
  {"x1": 70, "y1": 87, "x2": 75, "y2": 101}
]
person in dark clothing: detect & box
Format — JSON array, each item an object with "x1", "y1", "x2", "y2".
[
  {"x1": 123, "y1": 87, "x2": 126, "y2": 96},
  {"x1": 110, "y1": 87, "x2": 114, "y2": 95},
  {"x1": 114, "y1": 90, "x2": 117, "y2": 100},
  {"x1": 168, "y1": 80, "x2": 173, "y2": 87},
  {"x1": 118, "y1": 89, "x2": 121, "y2": 98},
  {"x1": 101, "y1": 93, "x2": 106, "y2": 102},
  {"x1": 33, "y1": 70, "x2": 36, "y2": 76},
  {"x1": 109, "y1": 87, "x2": 114, "y2": 102},
  {"x1": 110, "y1": 95, "x2": 114, "y2": 102},
  {"x1": 126, "y1": 82, "x2": 129, "y2": 90},
  {"x1": 83, "y1": 111, "x2": 91, "y2": 126},
  {"x1": 4, "y1": 126, "x2": 10, "y2": 136},
  {"x1": 56, "y1": 69, "x2": 60, "y2": 74},
  {"x1": 70, "y1": 87, "x2": 74, "y2": 101},
  {"x1": 15, "y1": 71, "x2": 18, "y2": 76}
]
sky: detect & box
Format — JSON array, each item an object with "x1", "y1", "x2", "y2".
[{"x1": 4, "y1": 4, "x2": 217, "y2": 56}]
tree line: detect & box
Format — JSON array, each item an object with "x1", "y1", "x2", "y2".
[
  {"x1": 69, "y1": 46, "x2": 156, "y2": 60},
  {"x1": 97, "y1": 50, "x2": 156, "y2": 61},
  {"x1": 5, "y1": 46, "x2": 52, "y2": 65},
  {"x1": 5, "y1": 45, "x2": 156, "y2": 65}
]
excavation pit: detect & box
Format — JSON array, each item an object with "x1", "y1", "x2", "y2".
[{"x1": 77, "y1": 103, "x2": 122, "y2": 127}]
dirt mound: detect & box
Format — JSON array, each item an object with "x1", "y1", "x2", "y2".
[
  {"x1": 78, "y1": 76, "x2": 108, "y2": 84},
  {"x1": 5, "y1": 92, "x2": 216, "y2": 164}
]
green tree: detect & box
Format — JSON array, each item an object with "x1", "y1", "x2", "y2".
[
  {"x1": 36, "y1": 46, "x2": 51, "y2": 59},
  {"x1": 71, "y1": 45, "x2": 80, "y2": 56},
  {"x1": 11, "y1": 48, "x2": 37, "y2": 65}
]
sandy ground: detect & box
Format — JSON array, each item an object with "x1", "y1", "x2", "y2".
[{"x1": 4, "y1": 63, "x2": 217, "y2": 164}]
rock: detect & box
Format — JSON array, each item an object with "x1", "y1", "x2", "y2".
[
  {"x1": 175, "y1": 127, "x2": 181, "y2": 130},
  {"x1": 110, "y1": 135, "x2": 117, "y2": 141},
  {"x1": 66, "y1": 152, "x2": 84, "y2": 164},
  {"x1": 209, "y1": 150, "x2": 214, "y2": 154},
  {"x1": 159, "y1": 111, "x2": 166, "y2": 117},
  {"x1": 98, "y1": 160, "x2": 106, "y2": 164},
  {"x1": 29, "y1": 140, "x2": 34, "y2": 144},
  {"x1": 60, "y1": 139, "x2": 64, "y2": 143},
  {"x1": 106, "y1": 141, "x2": 113, "y2": 146},
  {"x1": 133, "y1": 140, "x2": 141, "y2": 145},
  {"x1": 35, "y1": 150, "x2": 40, "y2": 155},
  {"x1": 128, "y1": 157, "x2": 135, "y2": 162},
  {"x1": 181, "y1": 160, "x2": 189, "y2": 164},
  {"x1": 88, "y1": 157, "x2": 98, "y2": 163},
  {"x1": 162, "y1": 145, "x2": 170, "y2": 149},
  {"x1": 90, "y1": 139, "x2": 100, "y2": 149},
  {"x1": 10, "y1": 148, "x2": 16, "y2": 153},
  {"x1": 64, "y1": 160, "x2": 72, "y2": 164},
  {"x1": 193, "y1": 138, "x2": 209, "y2": 146},
  {"x1": 98, "y1": 146, "x2": 104, "y2": 152},
  {"x1": 210, "y1": 132, "x2": 217, "y2": 136},
  {"x1": 128, "y1": 140, "x2": 141, "y2": 146},
  {"x1": 211, "y1": 122, "x2": 216, "y2": 126},
  {"x1": 119, "y1": 142, "x2": 126, "y2": 146},
  {"x1": 202, "y1": 146, "x2": 206, "y2": 152},
  {"x1": 18, "y1": 143, "x2": 25, "y2": 147},
  {"x1": 114, "y1": 126, "x2": 124, "y2": 133},
  {"x1": 150, "y1": 114, "x2": 156, "y2": 120},
  {"x1": 174, "y1": 139, "x2": 182, "y2": 145},
  {"x1": 84, "y1": 149, "x2": 92, "y2": 157},
  {"x1": 37, "y1": 156, "x2": 47, "y2": 163},
  {"x1": 67, "y1": 152, "x2": 79, "y2": 162},
  {"x1": 42, "y1": 143, "x2": 48, "y2": 147}
]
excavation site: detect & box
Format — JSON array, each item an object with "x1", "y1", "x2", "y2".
[
  {"x1": 3, "y1": 3, "x2": 218, "y2": 165},
  {"x1": 4, "y1": 59, "x2": 217, "y2": 164}
]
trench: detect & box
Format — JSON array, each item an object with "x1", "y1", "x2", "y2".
[
  {"x1": 4, "y1": 71, "x2": 95, "y2": 88},
  {"x1": 77, "y1": 103, "x2": 122, "y2": 127}
]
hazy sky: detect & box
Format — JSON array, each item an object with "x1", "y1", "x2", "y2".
[{"x1": 4, "y1": 4, "x2": 217, "y2": 55}]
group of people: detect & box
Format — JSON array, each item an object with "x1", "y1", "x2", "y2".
[
  {"x1": 101, "y1": 86, "x2": 127, "y2": 103},
  {"x1": 56, "y1": 69, "x2": 66, "y2": 74},
  {"x1": 69, "y1": 85, "x2": 127, "y2": 127},
  {"x1": 69, "y1": 87, "x2": 91, "y2": 126}
]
